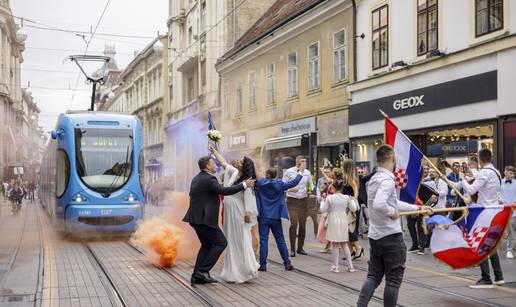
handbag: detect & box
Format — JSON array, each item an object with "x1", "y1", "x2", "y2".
[{"x1": 347, "y1": 197, "x2": 358, "y2": 233}]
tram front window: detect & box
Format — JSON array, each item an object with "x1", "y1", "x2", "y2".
[{"x1": 75, "y1": 128, "x2": 133, "y2": 194}]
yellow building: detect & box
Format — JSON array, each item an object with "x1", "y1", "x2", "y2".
[{"x1": 216, "y1": 0, "x2": 354, "y2": 175}]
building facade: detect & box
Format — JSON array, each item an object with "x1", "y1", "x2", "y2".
[
  {"x1": 348, "y1": 0, "x2": 516, "y2": 172},
  {"x1": 216, "y1": 0, "x2": 354, "y2": 177},
  {"x1": 0, "y1": 0, "x2": 43, "y2": 181},
  {"x1": 166, "y1": 0, "x2": 274, "y2": 191},
  {"x1": 98, "y1": 36, "x2": 170, "y2": 186}
]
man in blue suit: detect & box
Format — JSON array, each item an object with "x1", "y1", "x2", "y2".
[{"x1": 256, "y1": 168, "x2": 303, "y2": 271}]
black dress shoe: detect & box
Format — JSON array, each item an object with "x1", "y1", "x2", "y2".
[
  {"x1": 290, "y1": 251, "x2": 296, "y2": 257},
  {"x1": 296, "y1": 249, "x2": 308, "y2": 255},
  {"x1": 285, "y1": 264, "x2": 294, "y2": 271},
  {"x1": 191, "y1": 274, "x2": 208, "y2": 285},
  {"x1": 203, "y1": 272, "x2": 218, "y2": 283},
  {"x1": 258, "y1": 265, "x2": 267, "y2": 272}
]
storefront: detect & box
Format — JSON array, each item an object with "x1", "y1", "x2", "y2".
[
  {"x1": 349, "y1": 64, "x2": 506, "y2": 171},
  {"x1": 316, "y1": 110, "x2": 349, "y2": 169},
  {"x1": 263, "y1": 117, "x2": 317, "y2": 177}
]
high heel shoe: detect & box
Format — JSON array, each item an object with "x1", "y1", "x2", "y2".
[{"x1": 352, "y1": 248, "x2": 364, "y2": 260}]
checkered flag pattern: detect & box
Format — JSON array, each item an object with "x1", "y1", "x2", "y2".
[
  {"x1": 465, "y1": 227, "x2": 489, "y2": 251},
  {"x1": 393, "y1": 169, "x2": 409, "y2": 189}
]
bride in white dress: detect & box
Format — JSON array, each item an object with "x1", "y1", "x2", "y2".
[{"x1": 210, "y1": 146, "x2": 259, "y2": 283}]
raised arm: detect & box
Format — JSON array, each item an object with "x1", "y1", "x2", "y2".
[
  {"x1": 279, "y1": 174, "x2": 302, "y2": 191},
  {"x1": 208, "y1": 176, "x2": 245, "y2": 195},
  {"x1": 208, "y1": 144, "x2": 228, "y2": 168}
]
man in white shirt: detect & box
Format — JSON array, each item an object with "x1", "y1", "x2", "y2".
[
  {"x1": 501, "y1": 166, "x2": 516, "y2": 259},
  {"x1": 455, "y1": 149, "x2": 504, "y2": 289},
  {"x1": 357, "y1": 145, "x2": 432, "y2": 307},
  {"x1": 282, "y1": 155, "x2": 315, "y2": 257},
  {"x1": 424, "y1": 169, "x2": 448, "y2": 210}
]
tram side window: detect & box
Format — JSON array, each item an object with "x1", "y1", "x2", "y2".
[
  {"x1": 56, "y1": 149, "x2": 70, "y2": 198},
  {"x1": 138, "y1": 150, "x2": 144, "y2": 191}
]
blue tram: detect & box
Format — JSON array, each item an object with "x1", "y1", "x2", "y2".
[{"x1": 39, "y1": 111, "x2": 144, "y2": 233}]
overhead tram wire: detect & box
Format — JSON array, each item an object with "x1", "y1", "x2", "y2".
[
  {"x1": 69, "y1": 0, "x2": 111, "y2": 109},
  {"x1": 12, "y1": 15, "x2": 155, "y2": 40}
]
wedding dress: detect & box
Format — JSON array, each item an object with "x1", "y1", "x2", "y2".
[{"x1": 220, "y1": 165, "x2": 259, "y2": 283}]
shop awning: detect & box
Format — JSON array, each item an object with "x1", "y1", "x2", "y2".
[{"x1": 263, "y1": 134, "x2": 303, "y2": 151}]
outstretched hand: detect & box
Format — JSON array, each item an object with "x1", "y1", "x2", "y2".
[{"x1": 244, "y1": 178, "x2": 256, "y2": 188}]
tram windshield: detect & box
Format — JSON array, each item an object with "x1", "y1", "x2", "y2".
[{"x1": 75, "y1": 128, "x2": 133, "y2": 194}]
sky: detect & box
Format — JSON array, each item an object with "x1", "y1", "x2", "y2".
[{"x1": 11, "y1": 0, "x2": 168, "y2": 131}]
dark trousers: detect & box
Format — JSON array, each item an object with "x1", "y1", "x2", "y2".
[
  {"x1": 287, "y1": 197, "x2": 308, "y2": 252},
  {"x1": 357, "y1": 233, "x2": 406, "y2": 307},
  {"x1": 480, "y1": 251, "x2": 503, "y2": 282},
  {"x1": 258, "y1": 218, "x2": 290, "y2": 266},
  {"x1": 190, "y1": 223, "x2": 227, "y2": 274},
  {"x1": 406, "y1": 215, "x2": 426, "y2": 248}
]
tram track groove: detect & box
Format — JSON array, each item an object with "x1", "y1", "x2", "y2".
[
  {"x1": 84, "y1": 243, "x2": 127, "y2": 307},
  {"x1": 301, "y1": 251, "x2": 505, "y2": 307},
  {"x1": 125, "y1": 242, "x2": 220, "y2": 307}
]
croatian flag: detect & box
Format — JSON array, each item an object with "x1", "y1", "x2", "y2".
[
  {"x1": 426, "y1": 204, "x2": 512, "y2": 269},
  {"x1": 208, "y1": 111, "x2": 216, "y2": 130},
  {"x1": 384, "y1": 116, "x2": 424, "y2": 203}
]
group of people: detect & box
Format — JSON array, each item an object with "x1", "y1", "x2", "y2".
[
  {"x1": 2, "y1": 179, "x2": 36, "y2": 203},
  {"x1": 182, "y1": 143, "x2": 515, "y2": 306}
]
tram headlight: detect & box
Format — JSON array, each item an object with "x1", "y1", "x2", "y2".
[
  {"x1": 74, "y1": 194, "x2": 88, "y2": 203},
  {"x1": 124, "y1": 193, "x2": 137, "y2": 202}
]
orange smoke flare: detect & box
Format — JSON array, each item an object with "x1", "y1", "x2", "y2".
[{"x1": 131, "y1": 216, "x2": 184, "y2": 267}]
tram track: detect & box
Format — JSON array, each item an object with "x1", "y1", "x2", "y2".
[
  {"x1": 266, "y1": 258, "x2": 388, "y2": 306},
  {"x1": 125, "y1": 242, "x2": 220, "y2": 307},
  {"x1": 84, "y1": 243, "x2": 127, "y2": 307},
  {"x1": 301, "y1": 251, "x2": 505, "y2": 307}
]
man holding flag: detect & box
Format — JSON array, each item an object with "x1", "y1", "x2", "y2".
[
  {"x1": 453, "y1": 148, "x2": 505, "y2": 289},
  {"x1": 357, "y1": 144, "x2": 433, "y2": 307}
]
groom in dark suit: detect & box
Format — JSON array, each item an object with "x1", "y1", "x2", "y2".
[{"x1": 183, "y1": 156, "x2": 255, "y2": 285}]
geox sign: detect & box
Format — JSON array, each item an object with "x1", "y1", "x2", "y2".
[{"x1": 393, "y1": 95, "x2": 424, "y2": 110}]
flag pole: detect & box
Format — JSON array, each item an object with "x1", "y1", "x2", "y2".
[
  {"x1": 399, "y1": 206, "x2": 467, "y2": 216},
  {"x1": 378, "y1": 109, "x2": 468, "y2": 204}
]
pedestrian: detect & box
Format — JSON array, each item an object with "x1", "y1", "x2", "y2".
[
  {"x1": 317, "y1": 167, "x2": 332, "y2": 253},
  {"x1": 183, "y1": 156, "x2": 254, "y2": 285},
  {"x1": 320, "y1": 179, "x2": 357, "y2": 273},
  {"x1": 255, "y1": 168, "x2": 302, "y2": 271},
  {"x1": 282, "y1": 155, "x2": 315, "y2": 257},
  {"x1": 455, "y1": 149, "x2": 505, "y2": 289},
  {"x1": 500, "y1": 165, "x2": 516, "y2": 259},
  {"x1": 340, "y1": 159, "x2": 364, "y2": 260},
  {"x1": 407, "y1": 164, "x2": 430, "y2": 253},
  {"x1": 447, "y1": 162, "x2": 465, "y2": 207},
  {"x1": 357, "y1": 145, "x2": 432, "y2": 307}
]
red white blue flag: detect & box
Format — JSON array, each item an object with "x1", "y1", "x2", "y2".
[
  {"x1": 426, "y1": 204, "x2": 512, "y2": 269},
  {"x1": 384, "y1": 116, "x2": 424, "y2": 203}
]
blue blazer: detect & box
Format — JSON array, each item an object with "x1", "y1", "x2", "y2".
[{"x1": 256, "y1": 174, "x2": 302, "y2": 220}]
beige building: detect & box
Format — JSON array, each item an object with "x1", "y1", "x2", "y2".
[
  {"x1": 98, "y1": 35, "x2": 170, "y2": 186},
  {"x1": 166, "y1": 0, "x2": 274, "y2": 191},
  {"x1": 216, "y1": 0, "x2": 354, "y2": 175},
  {"x1": 0, "y1": 0, "x2": 39, "y2": 181}
]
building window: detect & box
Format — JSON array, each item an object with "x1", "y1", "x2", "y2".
[
  {"x1": 476, "y1": 0, "x2": 503, "y2": 37},
  {"x1": 223, "y1": 80, "x2": 230, "y2": 118},
  {"x1": 308, "y1": 42, "x2": 320, "y2": 90},
  {"x1": 372, "y1": 5, "x2": 388, "y2": 70},
  {"x1": 201, "y1": 0, "x2": 207, "y2": 32},
  {"x1": 287, "y1": 52, "x2": 298, "y2": 97},
  {"x1": 333, "y1": 30, "x2": 347, "y2": 82},
  {"x1": 417, "y1": 0, "x2": 438, "y2": 56},
  {"x1": 266, "y1": 63, "x2": 276, "y2": 104},
  {"x1": 236, "y1": 83, "x2": 242, "y2": 114},
  {"x1": 248, "y1": 71, "x2": 256, "y2": 111}
]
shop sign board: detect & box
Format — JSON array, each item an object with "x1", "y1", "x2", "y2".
[
  {"x1": 229, "y1": 132, "x2": 248, "y2": 149},
  {"x1": 278, "y1": 117, "x2": 316, "y2": 137},
  {"x1": 349, "y1": 70, "x2": 497, "y2": 125}
]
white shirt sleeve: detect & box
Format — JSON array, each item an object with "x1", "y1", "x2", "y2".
[
  {"x1": 461, "y1": 171, "x2": 487, "y2": 195},
  {"x1": 397, "y1": 200, "x2": 420, "y2": 212},
  {"x1": 320, "y1": 198, "x2": 330, "y2": 213}
]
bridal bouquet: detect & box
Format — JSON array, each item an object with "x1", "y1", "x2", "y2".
[{"x1": 207, "y1": 129, "x2": 222, "y2": 143}]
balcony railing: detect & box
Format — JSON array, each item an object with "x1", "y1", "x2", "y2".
[{"x1": 176, "y1": 44, "x2": 199, "y2": 72}]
